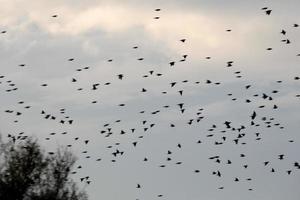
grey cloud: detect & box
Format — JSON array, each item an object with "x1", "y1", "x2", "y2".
[{"x1": 0, "y1": 1, "x2": 300, "y2": 200}]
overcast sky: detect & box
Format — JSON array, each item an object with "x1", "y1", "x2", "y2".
[{"x1": 0, "y1": 0, "x2": 300, "y2": 200}]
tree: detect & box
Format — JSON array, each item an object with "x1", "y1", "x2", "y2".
[{"x1": 0, "y1": 135, "x2": 88, "y2": 200}]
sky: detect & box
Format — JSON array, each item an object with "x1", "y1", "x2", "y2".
[{"x1": 0, "y1": 0, "x2": 300, "y2": 200}]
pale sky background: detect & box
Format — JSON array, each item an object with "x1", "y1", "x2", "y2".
[{"x1": 0, "y1": 0, "x2": 300, "y2": 200}]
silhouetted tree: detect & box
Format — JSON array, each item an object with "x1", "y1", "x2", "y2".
[{"x1": 0, "y1": 135, "x2": 88, "y2": 200}]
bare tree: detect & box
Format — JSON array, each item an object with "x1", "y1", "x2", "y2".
[{"x1": 0, "y1": 135, "x2": 88, "y2": 200}]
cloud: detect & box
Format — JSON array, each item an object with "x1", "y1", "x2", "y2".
[
  {"x1": 1, "y1": 1, "x2": 300, "y2": 200},
  {"x1": 0, "y1": 0, "x2": 274, "y2": 58}
]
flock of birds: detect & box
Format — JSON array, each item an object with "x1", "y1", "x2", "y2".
[{"x1": 1, "y1": 3, "x2": 300, "y2": 200}]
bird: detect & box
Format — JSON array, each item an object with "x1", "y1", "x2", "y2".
[
  {"x1": 227, "y1": 61, "x2": 233, "y2": 67},
  {"x1": 170, "y1": 82, "x2": 177, "y2": 87},
  {"x1": 92, "y1": 83, "x2": 99, "y2": 90},
  {"x1": 271, "y1": 168, "x2": 275, "y2": 172},
  {"x1": 264, "y1": 161, "x2": 269, "y2": 166},
  {"x1": 251, "y1": 111, "x2": 257, "y2": 120},
  {"x1": 224, "y1": 121, "x2": 231, "y2": 128},
  {"x1": 265, "y1": 10, "x2": 272, "y2": 15},
  {"x1": 117, "y1": 74, "x2": 124, "y2": 80},
  {"x1": 278, "y1": 154, "x2": 284, "y2": 160},
  {"x1": 132, "y1": 142, "x2": 137, "y2": 147}
]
